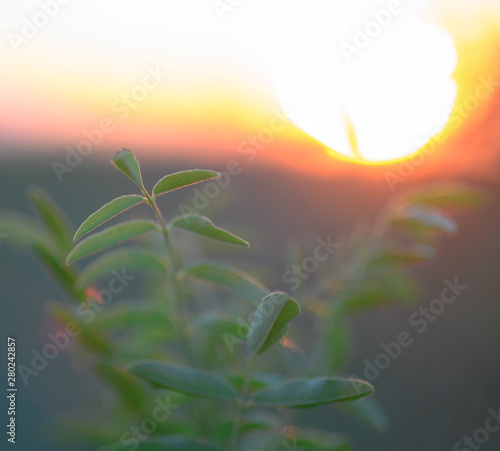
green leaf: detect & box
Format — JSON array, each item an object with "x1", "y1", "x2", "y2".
[
  {"x1": 328, "y1": 316, "x2": 352, "y2": 371},
  {"x1": 0, "y1": 213, "x2": 85, "y2": 299},
  {"x1": 97, "y1": 435, "x2": 221, "y2": 451},
  {"x1": 27, "y1": 186, "x2": 74, "y2": 251},
  {"x1": 152, "y1": 169, "x2": 220, "y2": 198},
  {"x1": 3, "y1": 205, "x2": 79, "y2": 300},
  {"x1": 336, "y1": 272, "x2": 418, "y2": 315},
  {"x1": 380, "y1": 270, "x2": 420, "y2": 301},
  {"x1": 127, "y1": 360, "x2": 239, "y2": 402},
  {"x1": 0, "y1": 212, "x2": 43, "y2": 248},
  {"x1": 192, "y1": 313, "x2": 242, "y2": 363},
  {"x1": 33, "y1": 242, "x2": 85, "y2": 301},
  {"x1": 95, "y1": 362, "x2": 147, "y2": 411},
  {"x1": 90, "y1": 302, "x2": 173, "y2": 332},
  {"x1": 253, "y1": 377, "x2": 374, "y2": 408},
  {"x1": 113, "y1": 328, "x2": 176, "y2": 362},
  {"x1": 246, "y1": 292, "x2": 301, "y2": 357},
  {"x1": 335, "y1": 396, "x2": 389, "y2": 433},
  {"x1": 76, "y1": 248, "x2": 168, "y2": 288},
  {"x1": 405, "y1": 184, "x2": 487, "y2": 210},
  {"x1": 73, "y1": 195, "x2": 146, "y2": 242},
  {"x1": 213, "y1": 413, "x2": 278, "y2": 443},
  {"x1": 182, "y1": 260, "x2": 268, "y2": 302},
  {"x1": 244, "y1": 410, "x2": 281, "y2": 432},
  {"x1": 369, "y1": 244, "x2": 435, "y2": 268},
  {"x1": 194, "y1": 312, "x2": 240, "y2": 337},
  {"x1": 66, "y1": 220, "x2": 158, "y2": 264},
  {"x1": 169, "y1": 214, "x2": 249, "y2": 247},
  {"x1": 391, "y1": 206, "x2": 457, "y2": 236},
  {"x1": 112, "y1": 149, "x2": 144, "y2": 189},
  {"x1": 336, "y1": 283, "x2": 386, "y2": 314},
  {"x1": 226, "y1": 375, "x2": 269, "y2": 393},
  {"x1": 49, "y1": 304, "x2": 111, "y2": 354}
]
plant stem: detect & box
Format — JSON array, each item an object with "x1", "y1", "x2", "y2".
[
  {"x1": 147, "y1": 196, "x2": 192, "y2": 351},
  {"x1": 227, "y1": 357, "x2": 254, "y2": 451},
  {"x1": 144, "y1": 193, "x2": 210, "y2": 431}
]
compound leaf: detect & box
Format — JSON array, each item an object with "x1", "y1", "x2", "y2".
[
  {"x1": 127, "y1": 360, "x2": 238, "y2": 402},
  {"x1": 169, "y1": 214, "x2": 249, "y2": 247},
  {"x1": 76, "y1": 248, "x2": 167, "y2": 287},
  {"x1": 153, "y1": 169, "x2": 220, "y2": 198},
  {"x1": 182, "y1": 260, "x2": 268, "y2": 302},
  {"x1": 253, "y1": 377, "x2": 373, "y2": 408},
  {"x1": 74, "y1": 195, "x2": 146, "y2": 242},
  {"x1": 66, "y1": 220, "x2": 158, "y2": 264}
]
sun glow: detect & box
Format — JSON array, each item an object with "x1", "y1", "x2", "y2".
[
  {"x1": 2, "y1": 0, "x2": 496, "y2": 168},
  {"x1": 229, "y1": 0, "x2": 458, "y2": 163}
]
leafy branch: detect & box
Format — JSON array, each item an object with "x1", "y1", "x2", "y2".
[{"x1": 0, "y1": 149, "x2": 485, "y2": 450}]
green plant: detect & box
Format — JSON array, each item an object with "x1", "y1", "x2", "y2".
[{"x1": 0, "y1": 149, "x2": 485, "y2": 450}]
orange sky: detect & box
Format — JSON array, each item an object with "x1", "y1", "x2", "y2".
[{"x1": 1, "y1": 0, "x2": 500, "y2": 181}]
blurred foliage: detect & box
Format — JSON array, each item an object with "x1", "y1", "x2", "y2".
[{"x1": 0, "y1": 149, "x2": 485, "y2": 450}]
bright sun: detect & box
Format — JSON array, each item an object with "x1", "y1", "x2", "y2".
[
  {"x1": 230, "y1": 0, "x2": 458, "y2": 163},
  {"x1": 2, "y1": 0, "x2": 458, "y2": 163}
]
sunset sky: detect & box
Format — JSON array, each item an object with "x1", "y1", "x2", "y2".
[{"x1": 1, "y1": 0, "x2": 500, "y2": 176}]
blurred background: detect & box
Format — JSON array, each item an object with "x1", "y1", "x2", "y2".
[{"x1": 2, "y1": 0, "x2": 500, "y2": 449}]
